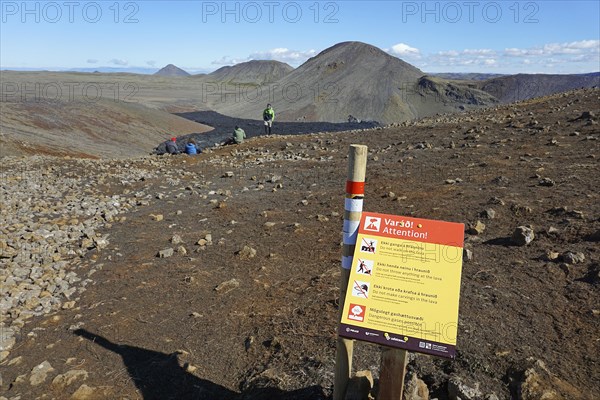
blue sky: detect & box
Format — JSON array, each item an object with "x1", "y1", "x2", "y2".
[{"x1": 1, "y1": 1, "x2": 599, "y2": 74}]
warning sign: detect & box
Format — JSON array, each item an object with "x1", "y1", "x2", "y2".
[
  {"x1": 359, "y1": 238, "x2": 378, "y2": 254},
  {"x1": 363, "y1": 216, "x2": 381, "y2": 232},
  {"x1": 339, "y1": 212, "x2": 465, "y2": 359},
  {"x1": 351, "y1": 280, "x2": 370, "y2": 299},
  {"x1": 347, "y1": 304, "x2": 366, "y2": 322},
  {"x1": 356, "y1": 259, "x2": 374, "y2": 275}
]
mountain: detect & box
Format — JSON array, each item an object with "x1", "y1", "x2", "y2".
[
  {"x1": 478, "y1": 72, "x2": 600, "y2": 103},
  {"x1": 154, "y1": 64, "x2": 191, "y2": 77},
  {"x1": 216, "y1": 41, "x2": 498, "y2": 124},
  {"x1": 207, "y1": 60, "x2": 294, "y2": 84}
]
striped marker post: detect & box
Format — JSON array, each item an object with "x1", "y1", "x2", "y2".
[{"x1": 334, "y1": 144, "x2": 367, "y2": 400}]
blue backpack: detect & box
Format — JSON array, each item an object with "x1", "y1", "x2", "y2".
[{"x1": 185, "y1": 143, "x2": 197, "y2": 155}]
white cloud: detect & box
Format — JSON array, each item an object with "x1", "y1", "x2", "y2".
[
  {"x1": 421, "y1": 40, "x2": 599, "y2": 73},
  {"x1": 248, "y1": 48, "x2": 317, "y2": 65},
  {"x1": 86, "y1": 59, "x2": 98, "y2": 64},
  {"x1": 463, "y1": 49, "x2": 495, "y2": 56},
  {"x1": 504, "y1": 48, "x2": 527, "y2": 57},
  {"x1": 438, "y1": 50, "x2": 459, "y2": 57},
  {"x1": 571, "y1": 53, "x2": 597, "y2": 63},
  {"x1": 571, "y1": 40, "x2": 599, "y2": 49},
  {"x1": 146, "y1": 60, "x2": 157, "y2": 67},
  {"x1": 387, "y1": 43, "x2": 421, "y2": 58},
  {"x1": 432, "y1": 48, "x2": 499, "y2": 68},
  {"x1": 504, "y1": 40, "x2": 600, "y2": 57},
  {"x1": 211, "y1": 56, "x2": 251, "y2": 66},
  {"x1": 211, "y1": 48, "x2": 317, "y2": 67},
  {"x1": 438, "y1": 49, "x2": 497, "y2": 57},
  {"x1": 109, "y1": 59, "x2": 128, "y2": 66},
  {"x1": 543, "y1": 43, "x2": 580, "y2": 54}
]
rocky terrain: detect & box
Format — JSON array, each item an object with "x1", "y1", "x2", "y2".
[{"x1": 0, "y1": 88, "x2": 598, "y2": 399}]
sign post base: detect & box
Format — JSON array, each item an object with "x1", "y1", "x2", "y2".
[{"x1": 378, "y1": 348, "x2": 409, "y2": 400}]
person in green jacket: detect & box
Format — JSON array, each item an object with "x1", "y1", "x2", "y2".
[
  {"x1": 263, "y1": 103, "x2": 275, "y2": 135},
  {"x1": 223, "y1": 126, "x2": 246, "y2": 146},
  {"x1": 233, "y1": 126, "x2": 246, "y2": 144}
]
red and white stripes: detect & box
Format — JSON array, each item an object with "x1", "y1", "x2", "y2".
[{"x1": 342, "y1": 180, "x2": 365, "y2": 269}]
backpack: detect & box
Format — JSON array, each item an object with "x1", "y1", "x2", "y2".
[{"x1": 185, "y1": 143, "x2": 197, "y2": 155}]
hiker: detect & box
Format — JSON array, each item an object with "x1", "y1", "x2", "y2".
[
  {"x1": 263, "y1": 104, "x2": 274, "y2": 135},
  {"x1": 166, "y1": 137, "x2": 179, "y2": 155},
  {"x1": 224, "y1": 126, "x2": 246, "y2": 145},
  {"x1": 185, "y1": 138, "x2": 200, "y2": 155},
  {"x1": 233, "y1": 125, "x2": 246, "y2": 144}
]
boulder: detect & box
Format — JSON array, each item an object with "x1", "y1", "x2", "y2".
[{"x1": 511, "y1": 226, "x2": 535, "y2": 246}]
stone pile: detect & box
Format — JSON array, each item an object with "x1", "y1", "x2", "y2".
[{"x1": 0, "y1": 155, "x2": 173, "y2": 361}]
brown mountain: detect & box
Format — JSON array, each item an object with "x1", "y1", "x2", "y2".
[
  {"x1": 154, "y1": 64, "x2": 191, "y2": 77},
  {"x1": 216, "y1": 41, "x2": 498, "y2": 124},
  {"x1": 478, "y1": 72, "x2": 600, "y2": 103},
  {"x1": 207, "y1": 60, "x2": 294, "y2": 85}
]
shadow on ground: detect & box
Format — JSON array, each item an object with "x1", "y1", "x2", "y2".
[
  {"x1": 483, "y1": 237, "x2": 514, "y2": 246},
  {"x1": 74, "y1": 329, "x2": 328, "y2": 400}
]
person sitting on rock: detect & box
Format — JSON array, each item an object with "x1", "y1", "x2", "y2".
[
  {"x1": 224, "y1": 126, "x2": 246, "y2": 145},
  {"x1": 166, "y1": 137, "x2": 179, "y2": 155},
  {"x1": 233, "y1": 126, "x2": 246, "y2": 144},
  {"x1": 185, "y1": 139, "x2": 200, "y2": 155}
]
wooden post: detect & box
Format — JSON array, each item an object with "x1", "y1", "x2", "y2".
[
  {"x1": 378, "y1": 347, "x2": 409, "y2": 400},
  {"x1": 334, "y1": 144, "x2": 368, "y2": 400}
]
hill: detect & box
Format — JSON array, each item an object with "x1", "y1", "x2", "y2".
[
  {"x1": 0, "y1": 99, "x2": 211, "y2": 158},
  {"x1": 207, "y1": 60, "x2": 294, "y2": 85},
  {"x1": 479, "y1": 72, "x2": 600, "y2": 102},
  {"x1": 216, "y1": 41, "x2": 498, "y2": 124},
  {"x1": 1, "y1": 88, "x2": 598, "y2": 400},
  {"x1": 154, "y1": 64, "x2": 191, "y2": 77}
]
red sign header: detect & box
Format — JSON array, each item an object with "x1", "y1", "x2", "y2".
[{"x1": 359, "y1": 212, "x2": 464, "y2": 248}]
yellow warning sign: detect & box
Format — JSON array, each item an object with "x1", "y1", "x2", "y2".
[{"x1": 339, "y1": 212, "x2": 464, "y2": 358}]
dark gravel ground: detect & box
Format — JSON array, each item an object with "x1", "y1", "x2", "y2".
[{"x1": 154, "y1": 111, "x2": 380, "y2": 153}]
